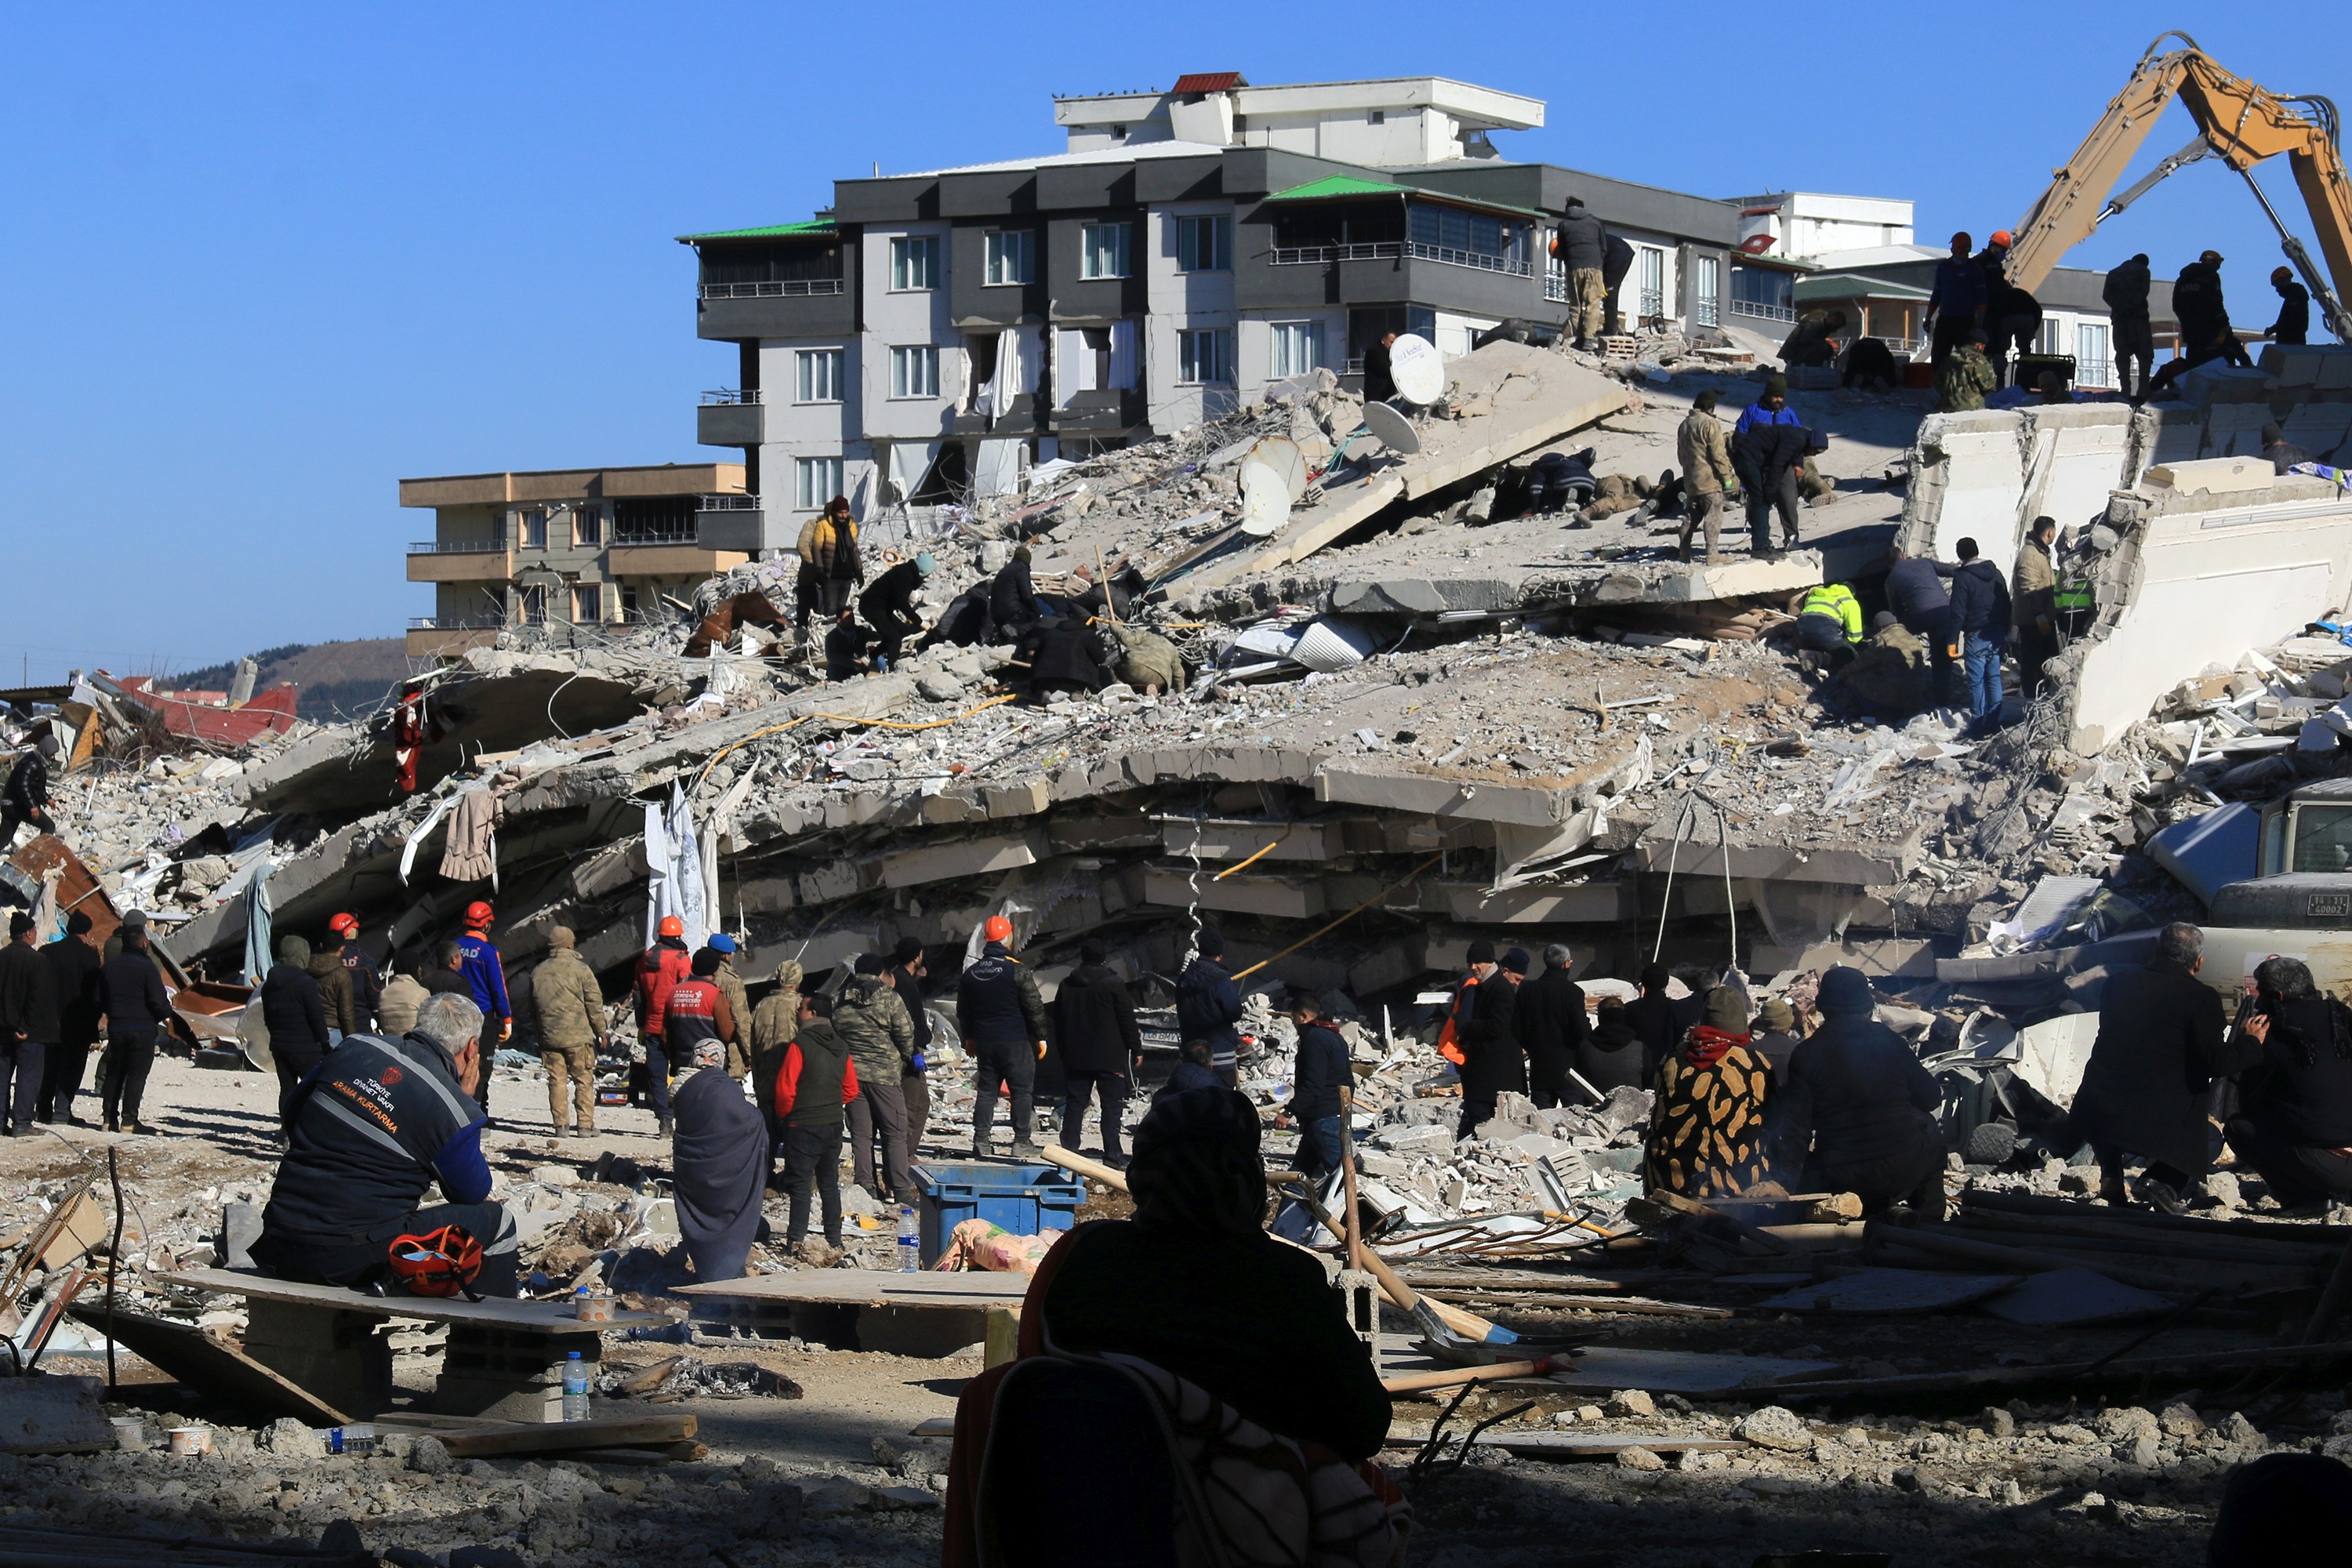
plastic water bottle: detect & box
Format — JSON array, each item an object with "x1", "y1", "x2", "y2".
[
  {"x1": 561, "y1": 1352, "x2": 590, "y2": 1421},
  {"x1": 898, "y1": 1205, "x2": 921, "y2": 1272}
]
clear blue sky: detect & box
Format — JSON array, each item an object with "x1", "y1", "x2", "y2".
[{"x1": 1, "y1": 4, "x2": 2343, "y2": 684}]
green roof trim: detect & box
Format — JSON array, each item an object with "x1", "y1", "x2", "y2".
[
  {"x1": 1264, "y1": 175, "x2": 1401, "y2": 202},
  {"x1": 675, "y1": 218, "x2": 839, "y2": 243}
]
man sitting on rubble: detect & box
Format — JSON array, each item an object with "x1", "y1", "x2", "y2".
[
  {"x1": 1777, "y1": 967, "x2": 1946, "y2": 1219},
  {"x1": 1824, "y1": 612, "x2": 1936, "y2": 720},
  {"x1": 670, "y1": 1035, "x2": 769, "y2": 1282},
  {"x1": 2069, "y1": 921, "x2": 2229, "y2": 1212},
  {"x1": 2211, "y1": 956, "x2": 2352, "y2": 1215},
  {"x1": 253, "y1": 992, "x2": 519, "y2": 1297},
  {"x1": 1936, "y1": 328, "x2": 1998, "y2": 412},
  {"x1": 823, "y1": 608, "x2": 873, "y2": 681},
  {"x1": 2263, "y1": 422, "x2": 2315, "y2": 475},
  {"x1": 1458, "y1": 948, "x2": 1529, "y2": 1142},
  {"x1": 989, "y1": 546, "x2": 1047, "y2": 641},
  {"x1": 1842, "y1": 336, "x2": 1902, "y2": 392},
  {"x1": 857, "y1": 550, "x2": 935, "y2": 669},
  {"x1": 1643, "y1": 985, "x2": 1776, "y2": 1199}
]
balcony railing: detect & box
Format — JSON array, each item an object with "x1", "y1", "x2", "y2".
[
  {"x1": 699, "y1": 387, "x2": 763, "y2": 405},
  {"x1": 697, "y1": 493, "x2": 763, "y2": 510},
  {"x1": 1544, "y1": 270, "x2": 1567, "y2": 303},
  {"x1": 1730, "y1": 298, "x2": 1798, "y2": 324},
  {"x1": 1270, "y1": 242, "x2": 1401, "y2": 265},
  {"x1": 1408, "y1": 241, "x2": 1532, "y2": 278},
  {"x1": 612, "y1": 526, "x2": 702, "y2": 546},
  {"x1": 409, "y1": 616, "x2": 503, "y2": 630},
  {"x1": 407, "y1": 536, "x2": 509, "y2": 554},
  {"x1": 699, "y1": 278, "x2": 844, "y2": 299}
]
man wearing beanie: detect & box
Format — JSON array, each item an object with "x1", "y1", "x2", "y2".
[
  {"x1": 1457, "y1": 949, "x2": 1529, "y2": 1142},
  {"x1": 259, "y1": 933, "x2": 329, "y2": 1127},
  {"x1": 1780, "y1": 967, "x2": 1946, "y2": 1218},
  {"x1": 1176, "y1": 927, "x2": 1245, "y2": 1088}
]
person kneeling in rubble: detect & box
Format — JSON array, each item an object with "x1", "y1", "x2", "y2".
[
  {"x1": 1777, "y1": 967, "x2": 1946, "y2": 1220},
  {"x1": 1643, "y1": 985, "x2": 1776, "y2": 1199},
  {"x1": 939, "y1": 1087, "x2": 1398, "y2": 1567},
  {"x1": 2213, "y1": 956, "x2": 2352, "y2": 1216},
  {"x1": 252, "y1": 992, "x2": 520, "y2": 1296}
]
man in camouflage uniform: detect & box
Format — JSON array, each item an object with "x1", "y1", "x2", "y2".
[
  {"x1": 1828, "y1": 613, "x2": 1936, "y2": 720},
  {"x1": 833, "y1": 954, "x2": 918, "y2": 1203},
  {"x1": 1937, "y1": 328, "x2": 1998, "y2": 413},
  {"x1": 529, "y1": 927, "x2": 606, "y2": 1136}
]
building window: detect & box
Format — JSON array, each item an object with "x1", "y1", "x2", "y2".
[
  {"x1": 1694, "y1": 255, "x2": 1721, "y2": 327},
  {"x1": 891, "y1": 345, "x2": 940, "y2": 399},
  {"x1": 1730, "y1": 263, "x2": 1795, "y2": 321},
  {"x1": 889, "y1": 235, "x2": 941, "y2": 291},
  {"x1": 1368, "y1": 109, "x2": 1385, "y2": 125},
  {"x1": 1639, "y1": 247, "x2": 1665, "y2": 321},
  {"x1": 572, "y1": 506, "x2": 602, "y2": 547},
  {"x1": 572, "y1": 584, "x2": 601, "y2": 623},
  {"x1": 519, "y1": 585, "x2": 548, "y2": 626},
  {"x1": 517, "y1": 508, "x2": 547, "y2": 550},
  {"x1": 984, "y1": 230, "x2": 1035, "y2": 285},
  {"x1": 797, "y1": 456, "x2": 844, "y2": 511},
  {"x1": 1081, "y1": 222, "x2": 1132, "y2": 279},
  {"x1": 1174, "y1": 214, "x2": 1231, "y2": 273},
  {"x1": 1175, "y1": 328, "x2": 1235, "y2": 385},
  {"x1": 619, "y1": 584, "x2": 639, "y2": 622},
  {"x1": 2078, "y1": 321, "x2": 2112, "y2": 388},
  {"x1": 2039, "y1": 318, "x2": 2066, "y2": 355},
  {"x1": 1270, "y1": 321, "x2": 1323, "y2": 379},
  {"x1": 795, "y1": 348, "x2": 844, "y2": 403}
]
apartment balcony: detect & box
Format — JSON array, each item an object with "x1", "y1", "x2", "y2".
[
  {"x1": 405, "y1": 617, "x2": 502, "y2": 658},
  {"x1": 405, "y1": 537, "x2": 511, "y2": 583},
  {"x1": 609, "y1": 518, "x2": 751, "y2": 578},
  {"x1": 697, "y1": 279, "x2": 853, "y2": 341},
  {"x1": 697, "y1": 388, "x2": 765, "y2": 448},
  {"x1": 1051, "y1": 390, "x2": 1145, "y2": 436},
  {"x1": 1730, "y1": 298, "x2": 1798, "y2": 325},
  {"x1": 692, "y1": 492, "x2": 782, "y2": 554}
]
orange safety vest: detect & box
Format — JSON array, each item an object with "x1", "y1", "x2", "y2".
[{"x1": 1437, "y1": 975, "x2": 1478, "y2": 1067}]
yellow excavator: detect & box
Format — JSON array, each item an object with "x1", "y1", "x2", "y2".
[{"x1": 2005, "y1": 31, "x2": 2352, "y2": 343}]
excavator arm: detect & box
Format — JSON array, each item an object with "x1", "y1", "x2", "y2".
[{"x1": 2005, "y1": 31, "x2": 2352, "y2": 342}]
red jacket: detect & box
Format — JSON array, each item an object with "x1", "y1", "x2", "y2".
[{"x1": 633, "y1": 939, "x2": 694, "y2": 1036}]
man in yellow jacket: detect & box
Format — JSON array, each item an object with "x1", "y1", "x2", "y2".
[
  {"x1": 1795, "y1": 581, "x2": 1864, "y2": 671},
  {"x1": 794, "y1": 496, "x2": 864, "y2": 634}
]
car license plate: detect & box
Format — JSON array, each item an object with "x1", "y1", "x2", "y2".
[{"x1": 2310, "y1": 891, "x2": 2352, "y2": 920}]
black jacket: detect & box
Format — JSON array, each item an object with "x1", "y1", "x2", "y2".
[
  {"x1": 989, "y1": 559, "x2": 1041, "y2": 629},
  {"x1": 1949, "y1": 559, "x2": 2011, "y2": 638},
  {"x1": 2270, "y1": 281, "x2": 2310, "y2": 345},
  {"x1": 1780, "y1": 1011, "x2": 1940, "y2": 1168},
  {"x1": 1624, "y1": 989, "x2": 1699, "y2": 1083},
  {"x1": 1051, "y1": 964, "x2": 1142, "y2": 1075},
  {"x1": 2071, "y1": 957, "x2": 2230, "y2": 1176},
  {"x1": 1733, "y1": 419, "x2": 1807, "y2": 491},
  {"x1": 1175, "y1": 956, "x2": 1244, "y2": 1056},
  {"x1": 859, "y1": 560, "x2": 924, "y2": 624},
  {"x1": 1577, "y1": 1007, "x2": 1648, "y2": 1093},
  {"x1": 1555, "y1": 208, "x2": 1606, "y2": 272},
  {"x1": 5, "y1": 750, "x2": 49, "y2": 815},
  {"x1": 2103, "y1": 259, "x2": 2151, "y2": 319},
  {"x1": 46, "y1": 936, "x2": 107, "y2": 1047},
  {"x1": 260, "y1": 961, "x2": 330, "y2": 1069},
  {"x1": 1460, "y1": 975, "x2": 1526, "y2": 1101},
  {"x1": 1885, "y1": 557, "x2": 1955, "y2": 628},
  {"x1": 2267, "y1": 438, "x2": 2316, "y2": 474},
  {"x1": 1362, "y1": 341, "x2": 1395, "y2": 403},
  {"x1": 1514, "y1": 967, "x2": 1587, "y2": 1074},
  {"x1": 100, "y1": 949, "x2": 172, "y2": 1033},
  {"x1": 1290, "y1": 1022, "x2": 1352, "y2": 1121},
  {"x1": 0, "y1": 938, "x2": 59, "y2": 1041},
  {"x1": 2216, "y1": 995, "x2": 2352, "y2": 1149},
  {"x1": 956, "y1": 943, "x2": 1046, "y2": 1047}
]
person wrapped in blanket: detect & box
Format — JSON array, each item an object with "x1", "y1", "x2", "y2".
[{"x1": 941, "y1": 1087, "x2": 1406, "y2": 1568}]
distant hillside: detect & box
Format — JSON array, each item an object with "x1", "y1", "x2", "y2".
[{"x1": 167, "y1": 639, "x2": 410, "y2": 721}]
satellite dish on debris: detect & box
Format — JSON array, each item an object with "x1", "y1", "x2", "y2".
[
  {"x1": 1250, "y1": 435, "x2": 1310, "y2": 501},
  {"x1": 1237, "y1": 463, "x2": 1290, "y2": 536},
  {"x1": 1387, "y1": 333, "x2": 1445, "y2": 406},
  {"x1": 1360, "y1": 400, "x2": 1421, "y2": 456}
]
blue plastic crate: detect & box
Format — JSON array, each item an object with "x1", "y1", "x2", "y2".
[{"x1": 911, "y1": 1161, "x2": 1085, "y2": 1267}]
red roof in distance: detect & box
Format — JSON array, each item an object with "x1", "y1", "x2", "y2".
[{"x1": 1171, "y1": 72, "x2": 1246, "y2": 94}]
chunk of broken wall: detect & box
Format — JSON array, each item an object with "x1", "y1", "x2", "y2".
[{"x1": 1894, "y1": 404, "x2": 2151, "y2": 577}]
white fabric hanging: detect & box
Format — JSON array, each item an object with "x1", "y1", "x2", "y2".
[
  {"x1": 1012, "y1": 327, "x2": 1042, "y2": 400},
  {"x1": 644, "y1": 783, "x2": 709, "y2": 950},
  {"x1": 1055, "y1": 328, "x2": 1094, "y2": 404},
  {"x1": 1108, "y1": 320, "x2": 1139, "y2": 390},
  {"x1": 975, "y1": 438, "x2": 1025, "y2": 498},
  {"x1": 974, "y1": 331, "x2": 1007, "y2": 418}
]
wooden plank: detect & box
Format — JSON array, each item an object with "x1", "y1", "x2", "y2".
[
  {"x1": 370, "y1": 1410, "x2": 695, "y2": 1458},
  {"x1": 165, "y1": 1267, "x2": 666, "y2": 1332},
  {"x1": 675, "y1": 1268, "x2": 1029, "y2": 1308},
  {"x1": 1547, "y1": 1345, "x2": 1844, "y2": 1396},
  {"x1": 69, "y1": 1304, "x2": 347, "y2": 1425}
]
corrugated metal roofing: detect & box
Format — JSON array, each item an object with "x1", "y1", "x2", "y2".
[
  {"x1": 1171, "y1": 71, "x2": 1245, "y2": 94},
  {"x1": 674, "y1": 218, "x2": 839, "y2": 244},
  {"x1": 1264, "y1": 174, "x2": 1400, "y2": 202}
]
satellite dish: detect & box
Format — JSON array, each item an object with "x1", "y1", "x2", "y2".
[
  {"x1": 1248, "y1": 435, "x2": 1310, "y2": 502},
  {"x1": 1237, "y1": 462, "x2": 1290, "y2": 536},
  {"x1": 1388, "y1": 333, "x2": 1445, "y2": 405},
  {"x1": 1360, "y1": 400, "x2": 1421, "y2": 456}
]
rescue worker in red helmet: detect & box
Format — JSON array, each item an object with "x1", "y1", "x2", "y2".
[
  {"x1": 329, "y1": 912, "x2": 383, "y2": 1033},
  {"x1": 634, "y1": 915, "x2": 696, "y2": 1133},
  {"x1": 956, "y1": 914, "x2": 1048, "y2": 1157},
  {"x1": 453, "y1": 902, "x2": 510, "y2": 1125}
]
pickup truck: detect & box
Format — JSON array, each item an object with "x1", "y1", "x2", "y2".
[{"x1": 2201, "y1": 776, "x2": 2352, "y2": 995}]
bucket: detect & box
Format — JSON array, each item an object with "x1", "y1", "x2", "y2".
[
  {"x1": 167, "y1": 1426, "x2": 212, "y2": 1457},
  {"x1": 111, "y1": 1417, "x2": 151, "y2": 1452}
]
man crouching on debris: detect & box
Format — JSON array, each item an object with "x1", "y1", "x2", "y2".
[
  {"x1": 2069, "y1": 921, "x2": 2228, "y2": 1214},
  {"x1": 252, "y1": 992, "x2": 519, "y2": 1297},
  {"x1": 1777, "y1": 967, "x2": 1947, "y2": 1220}
]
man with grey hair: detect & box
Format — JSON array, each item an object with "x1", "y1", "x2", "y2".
[
  {"x1": 252, "y1": 991, "x2": 521, "y2": 1295},
  {"x1": 2070, "y1": 921, "x2": 2228, "y2": 1213},
  {"x1": 1513, "y1": 942, "x2": 1589, "y2": 1109}
]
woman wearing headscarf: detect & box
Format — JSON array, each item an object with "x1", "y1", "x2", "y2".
[
  {"x1": 1780, "y1": 967, "x2": 1944, "y2": 1218},
  {"x1": 670, "y1": 1036, "x2": 770, "y2": 1282},
  {"x1": 941, "y1": 1088, "x2": 1398, "y2": 1567},
  {"x1": 1643, "y1": 985, "x2": 1776, "y2": 1198},
  {"x1": 2217, "y1": 956, "x2": 2352, "y2": 1213},
  {"x1": 259, "y1": 934, "x2": 330, "y2": 1126}
]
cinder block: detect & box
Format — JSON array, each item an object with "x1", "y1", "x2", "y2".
[{"x1": 982, "y1": 778, "x2": 1051, "y2": 818}]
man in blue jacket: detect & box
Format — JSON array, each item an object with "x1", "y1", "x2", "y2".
[
  {"x1": 1947, "y1": 535, "x2": 2013, "y2": 734},
  {"x1": 1176, "y1": 926, "x2": 1246, "y2": 1088},
  {"x1": 1733, "y1": 379, "x2": 1807, "y2": 557},
  {"x1": 1929, "y1": 230, "x2": 1987, "y2": 368}
]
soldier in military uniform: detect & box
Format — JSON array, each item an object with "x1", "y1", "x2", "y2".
[
  {"x1": 1827, "y1": 613, "x2": 1936, "y2": 720},
  {"x1": 1936, "y1": 328, "x2": 1998, "y2": 412}
]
